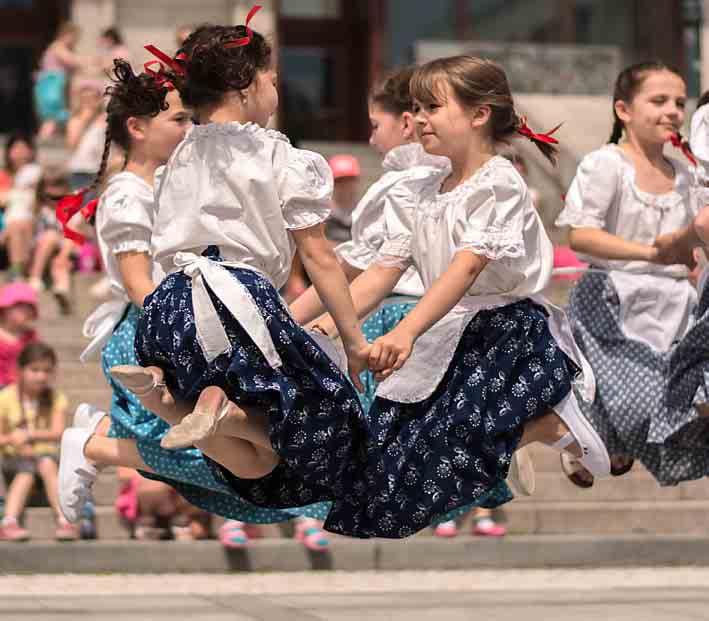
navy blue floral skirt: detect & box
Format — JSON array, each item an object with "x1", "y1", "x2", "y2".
[{"x1": 135, "y1": 251, "x2": 548, "y2": 538}]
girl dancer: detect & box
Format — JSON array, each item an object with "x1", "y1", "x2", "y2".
[
  {"x1": 57, "y1": 58, "x2": 322, "y2": 528},
  {"x1": 556, "y1": 61, "x2": 709, "y2": 487},
  {"x1": 130, "y1": 49, "x2": 608, "y2": 538}
]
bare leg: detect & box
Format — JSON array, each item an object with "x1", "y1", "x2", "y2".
[
  {"x1": 35, "y1": 457, "x2": 63, "y2": 520},
  {"x1": 518, "y1": 409, "x2": 581, "y2": 456},
  {"x1": 84, "y1": 435, "x2": 155, "y2": 472},
  {"x1": 3, "y1": 472, "x2": 35, "y2": 522},
  {"x1": 28, "y1": 231, "x2": 60, "y2": 281}
]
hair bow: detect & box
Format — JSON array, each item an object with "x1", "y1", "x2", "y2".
[
  {"x1": 517, "y1": 116, "x2": 562, "y2": 145},
  {"x1": 144, "y1": 45, "x2": 186, "y2": 76},
  {"x1": 225, "y1": 5, "x2": 262, "y2": 48},
  {"x1": 670, "y1": 132, "x2": 697, "y2": 166},
  {"x1": 144, "y1": 60, "x2": 175, "y2": 90},
  {"x1": 56, "y1": 190, "x2": 97, "y2": 245}
]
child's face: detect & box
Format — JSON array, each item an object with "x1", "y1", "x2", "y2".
[
  {"x1": 414, "y1": 80, "x2": 477, "y2": 159},
  {"x1": 8, "y1": 140, "x2": 35, "y2": 171},
  {"x1": 617, "y1": 70, "x2": 687, "y2": 147},
  {"x1": 368, "y1": 103, "x2": 407, "y2": 155},
  {"x1": 142, "y1": 90, "x2": 192, "y2": 164},
  {"x1": 3, "y1": 303, "x2": 36, "y2": 332},
  {"x1": 245, "y1": 68, "x2": 279, "y2": 127},
  {"x1": 21, "y1": 358, "x2": 55, "y2": 395}
]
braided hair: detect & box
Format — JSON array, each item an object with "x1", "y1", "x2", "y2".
[{"x1": 89, "y1": 59, "x2": 172, "y2": 197}]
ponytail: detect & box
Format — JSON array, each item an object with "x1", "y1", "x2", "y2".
[
  {"x1": 515, "y1": 114, "x2": 560, "y2": 165},
  {"x1": 608, "y1": 117, "x2": 623, "y2": 144}
]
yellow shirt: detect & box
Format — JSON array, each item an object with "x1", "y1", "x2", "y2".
[{"x1": 0, "y1": 385, "x2": 68, "y2": 458}]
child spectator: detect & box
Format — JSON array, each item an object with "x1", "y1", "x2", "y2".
[
  {"x1": 98, "y1": 28, "x2": 131, "y2": 74},
  {"x1": 0, "y1": 283, "x2": 38, "y2": 388},
  {"x1": 0, "y1": 343, "x2": 74, "y2": 541},
  {"x1": 324, "y1": 154, "x2": 361, "y2": 244}
]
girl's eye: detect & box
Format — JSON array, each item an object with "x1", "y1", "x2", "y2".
[
  {"x1": 677, "y1": 100, "x2": 686, "y2": 109},
  {"x1": 413, "y1": 104, "x2": 421, "y2": 113}
]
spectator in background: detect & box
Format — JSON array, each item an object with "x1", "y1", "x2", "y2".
[
  {"x1": 98, "y1": 27, "x2": 131, "y2": 74},
  {"x1": 115, "y1": 468, "x2": 212, "y2": 541},
  {"x1": 66, "y1": 79, "x2": 106, "y2": 191},
  {"x1": 0, "y1": 283, "x2": 38, "y2": 389},
  {"x1": 27, "y1": 170, "x2": 77, "y2": 314},
  {"x1": 34, "y1": 23, "x2": 90, "y2": 142},
  {"x1": 324, "y1": 154, "x2": 361, "y2": 244},
  {"x1": 0, "y1": 343, "x2": 74, "y2": 541}
]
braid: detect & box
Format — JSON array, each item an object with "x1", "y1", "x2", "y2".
[
  {"x1": 89, "y1": 124, "x2": 112, "y2": 196},
  {"x1": 608, "y1": 117, "x2": 623, "y2": 144}
]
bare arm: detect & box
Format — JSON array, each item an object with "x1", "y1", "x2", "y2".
[
  {"x1": 568, "y1": 227, "x2": 657, "y2": 262},
  {"x1": 116, "y1": 252, "x2": 155, "y2": 307},
  {"x1": 292, "y1": 225, "x2": 369, "y2": 388},
  {"x1": 52, "y1": 42, "x2": 86, "y2": 70},
  {"x1": 290, "y1": 259, "x2": 363, "y2": 325},
  {"x1": 65, "y1": 113, "x2": 96, "y2": 150},
  {"x1": 370, "y1": 251, "x2": 488, "y2": 377}
]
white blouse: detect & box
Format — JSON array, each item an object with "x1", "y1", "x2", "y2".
[
  {"x1": 556, "y1": 145, "x2": 699, "y2": 351},
  {"x1": 336, "y1": 143, "x2": 448, "y2": 297},
  {"x1": 375, "y1": 156, "x2": 592, "y2": 403},
  {"x1": 82, "y1": 171, "x2": 162, "y2": 361},
  {"x1": 152, "y1": 122, "x2": 333, "y2": 290},
  {"x1": 150, "y1": 122, "x2": 333, "y2": 366},
  {"x1": 690, "y1": 103, "x2": 709, "y2": 175}
]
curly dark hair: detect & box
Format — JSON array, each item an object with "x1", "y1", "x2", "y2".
[
  {"x1": 89, "y1": 59, "x2": 171, "y2": 195},
  {"x1": 175, "y1": 23, "x2": 272, "y2": 109}
]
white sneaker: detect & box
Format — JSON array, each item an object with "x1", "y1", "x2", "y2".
[
  {"x1": 549, "y1": 392, "x2": 610, "y2": 478},
  {"x1": 58, "y1": 406, "x2": 106, "y2": 523}
]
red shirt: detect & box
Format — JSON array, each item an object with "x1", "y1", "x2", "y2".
[{"x1": 0, "y1": 330, "x2": 38, "y2": 387}]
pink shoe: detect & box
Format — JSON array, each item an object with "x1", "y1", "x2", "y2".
[
  {"x1": 0, "y1": 518, "x2": 30, "y2": 542},
  {"x1": 473, "y1": 518, "x2": 507, "y2": 538},
  {"x1": 294, "y1": 519, "x2": 330, "y2": 552},
  {"x1": 55, "y1": 517, "x2": 79, "y2": 541},
  {"x1": 434, "y1": 520, "x2": 459, "y2": 538},
  {"x1": 219, "y1": 520, "x2": 249, "y2": 549}
]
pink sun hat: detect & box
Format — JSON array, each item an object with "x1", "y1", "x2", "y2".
[{"x1": 0, "y1": 282, "x2": 39, "y2": 317}]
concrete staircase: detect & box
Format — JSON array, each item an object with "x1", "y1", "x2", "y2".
[{"x1": 4, "y1": 276, "x2": 707, "y2": 544}]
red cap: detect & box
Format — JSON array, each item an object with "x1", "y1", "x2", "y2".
[{"x1": 328, "y1": 154, "x2": 361, "y2": 179}]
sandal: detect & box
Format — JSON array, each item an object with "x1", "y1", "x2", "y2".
[
  {"x1": 161, "y1": 402, "x2": 230, "y2": 450},
  {"x1": 219, "y1": 520, "x2": 249, "y2": 549},
  {"x1": 560, "y1": 453, "x2": 595, "y2": 489},
  {"x1": 507, "y1": 447, "x2": 535, "y2": 496},
  {"x1": 294, "y1": 519, "x2": 330, "y2": 552}
]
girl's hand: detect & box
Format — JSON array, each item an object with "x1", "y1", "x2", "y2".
[
  {"x1": 344, "y1": 341, "x2": 370, "y2": 392},
  {"x1": 653, "y1": 230, "x2": 697, "y2": 269},
  {"x1": 10, "y1": 429, "x2": 30, "y2": 448},
  {"x1": 369, "y1": 327, "x2": 414, "y2": 381}
]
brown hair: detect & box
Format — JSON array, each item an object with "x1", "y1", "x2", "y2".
[
  {"x1": 410, "y1": 55, "x2": 558, "y2": 163},
  {"x1": 609, "y1": 61, "x2": 684, "y2": 144},
  {"x1": 370, "y1": 66, "x2": 416, "y2": 116},
  {"x1": 17, "y1": 343, "x2": 57, "y2": 420}
]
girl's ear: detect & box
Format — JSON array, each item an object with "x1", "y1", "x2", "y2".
[
  {"x1": 470, "y1": 104, "x2": 492, "y2": 130},
  {"x1": 401, "y1": 111, "x2": 416, "y2": 140},
  {"x1": 126, "y1": 116, "x2": 146, "y2": 143},
  {"x1": 614, "y1": 99, "x2": 632, "y2": 125}
]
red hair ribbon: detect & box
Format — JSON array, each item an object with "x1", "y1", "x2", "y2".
[
  {"x1": 144, "y1": 60, "x2": 175, "y2": 91},
  {"x1": 144, "y1": 45, "x2": 186, "y2": 76},
  {"x1": 225, "y1": 5, "x2": 262, "y2": 48},
  {"x1": 670, "y1": 132, "x2": 697, "y2": 166},
  {"x1": 56, "y1": 190, "x2": 98, "y2": 245},
  {"x1": 517, "y1": 116, "x2": 562, "y2": 145}
]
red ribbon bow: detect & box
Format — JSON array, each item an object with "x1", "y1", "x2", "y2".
[
  {"x1": 225, "y1": 5, "x2": 262, "y2": 48},
  {"x1": 144, "y1": 60, "x2": 175, "y2": 91},
  {"x1": 670, "y1": 132, "x2": 697, "y2": 166},
  {"x1": 56, "y1": 190, "x2": 97, "y2": 245},
  {"x1": 144, "y1": 45, "x2": 186, "y2": 76},
  {"x1": 517, "y1": 116, "x2": 562, "y2": 145}
]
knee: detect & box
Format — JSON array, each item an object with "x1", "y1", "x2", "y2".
[{"x1": 238, "y1": 453, "x2": 279, "y2": 480}]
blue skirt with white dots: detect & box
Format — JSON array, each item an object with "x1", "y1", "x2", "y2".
[{"x1": 103, "y1": 304, "x2": 329, "y2": 523}]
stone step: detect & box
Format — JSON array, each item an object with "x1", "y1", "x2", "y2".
[{"x1": 503, "y1": 499, "x2": 709, "y2": 535}]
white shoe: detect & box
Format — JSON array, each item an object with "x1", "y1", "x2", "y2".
[
  {"x1": 507, "y1": 447, "x2": 536, "y2": 496},
  {"x1": 58, "y1": 407, "x2": 106, "y2": 523},
  {"x1": 549, "y1": 392, "x2": 610, "y2": 478},
  {"x1": 72, "y1": 403, "x2": 106, "y2": 430}
]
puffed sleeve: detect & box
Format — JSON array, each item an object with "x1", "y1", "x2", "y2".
[
  {"x1": 456, "y1": 167, "x2": 526, "y2": 261},
  {"x1": 556, "y1": 148, "x2": 621, "y2": 229},
  {"x1": 97, "y1": 183, "x2": 154, "y2": 256},
  {"x1": 276, "y1": 143, "x2": 333, "y2": 230},
  {"x1": 376, "y1": 177, "x2": 416, "y2": 270},
  {"x1": 691, "y1": 104, "x2": 709, "y2": 167}
]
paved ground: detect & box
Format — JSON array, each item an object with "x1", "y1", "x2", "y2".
[{"x1": 1, "y1": 568, "x2": 707, "y2": 620}]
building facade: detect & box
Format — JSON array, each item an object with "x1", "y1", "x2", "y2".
[{"x1": 0, "y1": 0, "x2": 706, "y2": 139}]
